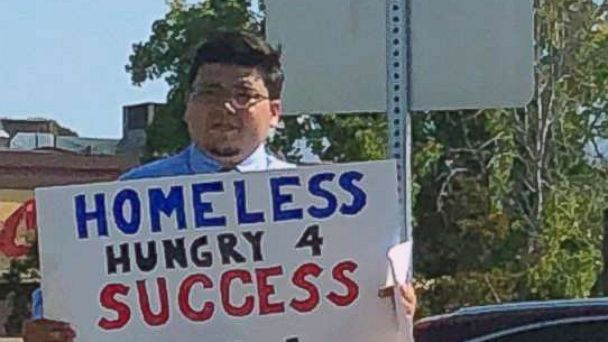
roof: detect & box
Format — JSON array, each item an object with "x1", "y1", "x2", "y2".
[
  {"x1": 0, "y1": 118, "x2": 77, "y2": 137},
  {"x1": 123, "y1": 101, "x2": 165, "y2": 108},
  {"x1": 0, "y1": 149, "x2": 138, "y2": 189},
  {"x1": 56, "y1": 136, "x2": 120, "y2": 155}
]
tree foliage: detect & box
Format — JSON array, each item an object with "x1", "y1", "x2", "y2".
[
  {"x1": 127, "y1": 0, "x2": 608, "y2": 317},
  {"x1": 1, "y1": 241, "x2": 39, "y2": 335},
  {"x1": 413, "y1": 0, "x2": 608, "y2": 316}
]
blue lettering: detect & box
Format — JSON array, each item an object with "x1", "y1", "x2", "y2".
[
  {"x1": 192, "y1": 182, "x2": 227, "y2": 228},
  {"x1": 339, "y1": 171, "x2": 367, "y2": 215},
  {"x1": 148, "y1": 186, "x2": 187, "y2": 232},
  {"x1": 307, "y1": 173, "x2": 338, "y2": 219},
  {"x1": 234, "y1": 180, "x2": 265, "y2": 224},
  {"x1": 271, "y1": 176, "x2": 304, "y2": 222},
  {"x1": 75, "y1": 193, "x2": 108, "y2": 239},
  {"x1": 113, "y1": 189, "x2": 141, "y2": 235}
]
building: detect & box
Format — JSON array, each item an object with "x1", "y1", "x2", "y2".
[
  {"x1": 0, "y1": 103, "x2": 162, "y2": 335},
  {"x1": 117, "y1": 102, "x2": 163, "y2": 159},
  {"x1": 0, "y1": 102, "x2": 165, "y2": 267},
  {"x1": 0, "y1": 102, "x2": 165, "y2": 261},
  {"x1": 0, "y1": 102, "x2": 163, "y2": 159},
  {"x1": 0, "y1": 118, "x2": 77, "y2": 141}
]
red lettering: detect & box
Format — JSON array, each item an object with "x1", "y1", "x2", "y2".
[
  {"x1": 178, "y1": 274, "x2": 215, "y2": 322},
  {"x1": 290, "y1": 263, "x2": 322, "y2": 313},
  {"x1": 221, "y1": 270, "x2": 255, "y2": 317},
  {"x1": 0, "y1": 199, "x2": 36, "y2": 258},
  {"x1": 97, "y1": 261, "x2": 358, "y2": 329},
  {"x1": 327, "y1": 261, "x2": 359, "y2": 307},
  {"x1": 98, "y1": 283, "x2": 131, "y2": 330},
  {"x1": 256, "y1": 266, "x2": 285, "y2": 315},
  {"x1": 137, "y1": 278, "x2": 170, "y2": 326}
]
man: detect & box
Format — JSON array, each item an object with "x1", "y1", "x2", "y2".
[{"x1": 24, "y1": 31, "x2": 416, "y2": 341}]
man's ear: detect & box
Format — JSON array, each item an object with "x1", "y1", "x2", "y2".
[
  {"x1": 183, "y1": 97, "x2": 194, "y2": 127},
  {"x1": 269, "y1": 100, "x2": 282, "y2": 128},
  {"x1": 184, "y1": 91, "x2": 192, "y2": 107}
]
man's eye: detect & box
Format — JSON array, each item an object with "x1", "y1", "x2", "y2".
[
  {"x1": 243, "y1": 92, "x2": 263, "y2": 99},
  {"x1": 236, "y1": 93, "x2": 255, "y2": 100}
]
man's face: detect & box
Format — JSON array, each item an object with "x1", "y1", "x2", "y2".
[{"x1": 185, "y1": 63, "x2": 281, "y2": 166}]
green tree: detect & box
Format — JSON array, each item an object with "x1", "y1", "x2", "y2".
[
  {"x1": 128, "y1": 0, "x2": 608, "y2": 317},
  {"x1": 1, "y1": 241, "x2": 39, "y2": 335},
  {"x1": 413, "y1": 0, "x2": 608, "y2": 315}
]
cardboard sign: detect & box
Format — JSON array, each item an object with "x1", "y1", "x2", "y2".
[{"x1": 36, "y1": 161, "x2": 408, "y2": 341}]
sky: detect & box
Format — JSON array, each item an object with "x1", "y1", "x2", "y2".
[{"x1": 0, "y1": 1, "x2": 176, "y2": 139}]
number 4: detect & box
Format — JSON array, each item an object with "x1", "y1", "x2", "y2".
[{"x1": 295, "y1": 224, "x2": 323, "y2": 256}]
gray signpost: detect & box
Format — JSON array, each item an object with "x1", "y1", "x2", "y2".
[{"x1": 266, "y1": 0, "x2": 534, "y2": 242}]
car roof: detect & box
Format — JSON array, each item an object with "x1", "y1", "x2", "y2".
[
  {"x1": 417, "y1": 297, "x2": 608, "y2": 324},
  {"x1": 414, "y1": 298, "x2": 608, "y2": 342}
]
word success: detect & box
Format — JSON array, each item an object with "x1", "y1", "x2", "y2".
[{"x1": 97, "y1": 260, "x2": 360, "y2": 330}]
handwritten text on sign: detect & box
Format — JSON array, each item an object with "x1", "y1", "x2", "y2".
[{"x1": 36, "y1": 161, "x2": 404, "y2": 341}]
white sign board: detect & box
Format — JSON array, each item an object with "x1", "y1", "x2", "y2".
[
  {"x1": 265, "y1": 0, "x2": 534, "y2": 113},
  {"x1": 410, "y1": 0, "x2": 535, "y2": 110},
  {"x1": 266, "y1": 0, "x2": 387, "y2": 114},
  {"x1": 36, "y1": 162, "x2": 409, "y2": 342}
]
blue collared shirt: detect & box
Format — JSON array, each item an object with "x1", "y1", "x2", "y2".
[{"x1": 31, "y1": 143, "x2": 294, "y2": 319}]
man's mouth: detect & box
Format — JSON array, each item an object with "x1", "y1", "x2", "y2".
[{"x1": 212, "y1": 123, "x2": 240, "y2": 132}]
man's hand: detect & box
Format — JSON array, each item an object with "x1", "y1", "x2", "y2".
[
  {"x1": 23, "y1": 319, "x2": 76, "y2": 342},
  {"x1": 378, "y1": 283, "x2": 417, "y2": 317},
  {"x1": 399, "y1": 284, "x2": 417, "y2": 317}
]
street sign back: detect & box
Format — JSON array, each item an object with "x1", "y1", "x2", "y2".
[
  {"x1": 265, "y1": 0, "x2": 534, "y2": 114},
  {"x1": 265, "y1": 0, "x2": 387, "y2": 115},
  {"x1": 410, "y1": 0, "x2": 535, "y2": 111}
]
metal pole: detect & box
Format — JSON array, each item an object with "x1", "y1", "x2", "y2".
[{"x1": 387, "y1": 0, "x2": 412, "y2": 243}]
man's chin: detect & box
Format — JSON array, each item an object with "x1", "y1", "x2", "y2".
[{"x1": 209, "y1": 147, "x2": 241, "y2": 158}]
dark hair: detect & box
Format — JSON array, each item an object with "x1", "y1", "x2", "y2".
[{"x1": 188, "y1": 31, "x2": 284, "y2": 99}]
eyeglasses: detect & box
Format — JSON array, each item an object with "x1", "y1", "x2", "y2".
[{"x1": 189, "y1": 87, "x2": 270, "y2": 111}]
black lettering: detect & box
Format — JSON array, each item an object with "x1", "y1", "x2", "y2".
[
  {"x1": 242, "y1": 231, "x2": 264, "y2": 262},
  {"x1": 106, "y1": 243, "x2": 131, "y2": 274},
  {"x1": 163, "y1": 238, "x2": 187, "y2": 269},
  {"x1": 191, "y1": 235, "x2": 213, "y2": 267},
  {"x1": 295, "y1": 225, "x2": 323, "y2": 257},
  {"x1": 134, "y1": 241, "x2": 158, "y2": 272},
  {"x1": 217, "y1": 233, "x2": 246, "y2": 265}
]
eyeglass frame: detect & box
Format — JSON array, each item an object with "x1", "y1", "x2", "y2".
[{"x1": 188, "y1": 86, "x2": 271, "y2": 111}]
